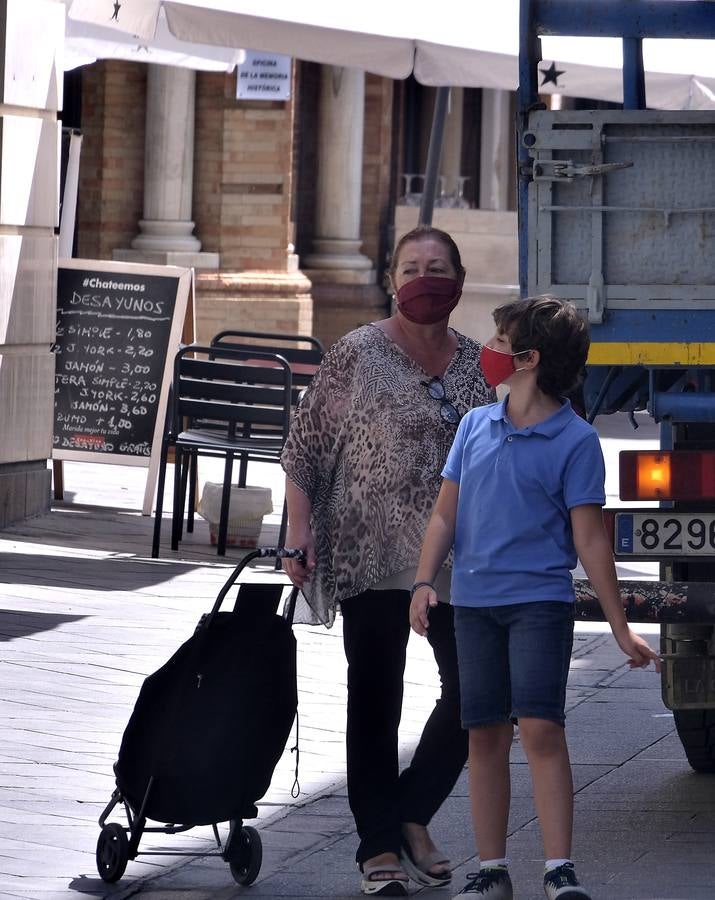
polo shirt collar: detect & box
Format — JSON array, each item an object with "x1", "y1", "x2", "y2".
[
  {"x1": 488, "y1": 396, "x2": 573, "y2": 437},
  {"x1": 487, "y1": 399, "x2": 509, "y2": 422}
]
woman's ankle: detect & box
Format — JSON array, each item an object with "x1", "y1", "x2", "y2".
[{"x1": 401, "y1": 822, "x2": 449, "y2": 873}]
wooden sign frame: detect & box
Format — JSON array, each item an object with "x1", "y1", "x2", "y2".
[{"x1": 52, "y1": 258, "x2": 194, "y2": 516}]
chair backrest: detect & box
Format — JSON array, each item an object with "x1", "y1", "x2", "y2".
[
  {"x1": 171, "y1": 344, "x2": 293, "y2": 447},
  {"x1": 210, "y1": 329, "x2": 324, "y2": 409}
]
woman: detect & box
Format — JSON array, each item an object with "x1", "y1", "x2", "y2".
[{"x1": 281, "y1": 226, "x2": 494, "y2": 897}]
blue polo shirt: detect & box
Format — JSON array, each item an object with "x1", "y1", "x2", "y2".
[{"x1": 442, "y1": 398, "x2": 605, "y2": 607}]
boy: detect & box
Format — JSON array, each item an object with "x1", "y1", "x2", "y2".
[{"x1": 409, "y1": 295, "x2": 660, "y2": 900}]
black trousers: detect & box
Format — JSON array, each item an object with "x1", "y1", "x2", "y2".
[{"x1": 340, "y1": 589, "x2": 467, "y2": 865}]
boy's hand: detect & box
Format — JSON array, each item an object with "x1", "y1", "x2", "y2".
[
  {"x1": 615, "y1": 627, "x2": 662, "y2": 673},
  {"x1": 409, "y1": 586, "x2": 438, "y2": 636}
]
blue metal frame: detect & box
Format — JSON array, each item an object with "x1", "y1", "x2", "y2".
[
  {"x1": 531, "y1": 1, "x2": 715, "y2": 40},
  {"x1": 622, "y1": 37, "x2": 646, "y2": 109},
  {"x1": 517, "y1": 0, "x2": 715, "y2": 423},
  {"x1": 518, "y1": 0, "x2": 715, "y2": 291}
]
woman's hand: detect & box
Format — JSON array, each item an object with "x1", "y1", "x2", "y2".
[
  {"x1": 282, "y1": 524, "x2": 316, "y2": 588},
  {"x1": 282, "y1": 479, "x2": 316, "y2": 588},
  {"x1": 409, "y1": 586, "x2": 439, "y2": 636}
]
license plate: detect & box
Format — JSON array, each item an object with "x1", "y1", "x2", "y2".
[{"x1": 615, "y1": 511, "x2": 715, "y2": 556}]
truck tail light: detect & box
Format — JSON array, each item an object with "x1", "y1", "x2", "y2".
[{"x1": 620, "y1": 450, "x2": 715, "y2": 501}]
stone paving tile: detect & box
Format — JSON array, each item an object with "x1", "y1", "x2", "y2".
[
  {"x1": 0, "y1": 845, "x2": 100, "y2": 876},
  {"x1": 113, "y1": 893, "x2": 217, "y2": 900},
  {"x1": 1, "y1": 452, "x2": 714, "y2": 900}
]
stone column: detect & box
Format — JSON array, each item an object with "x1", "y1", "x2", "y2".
[
  {"x1": 304, "y1": 66, "x2": 374, "y2": 282},
  {"x1": 479, "y1": 88, "x2": 512, "y2": 211},
  {"x1": 115, "y1": 64, "x2": 218, "y2": 268}
]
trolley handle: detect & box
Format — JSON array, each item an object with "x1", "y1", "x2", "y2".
[
  {"x1": 256, "y1": 547, "x2": 307, "y2": 563},
  {"x1": 206, "y1": 547, "x2": 306, "y2": 623}
]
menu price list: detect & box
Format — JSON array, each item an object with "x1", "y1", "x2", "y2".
[{"x1": 53, "y1": 269, "x2": 180, "y2": 458}]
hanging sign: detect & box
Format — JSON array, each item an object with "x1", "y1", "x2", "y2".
[{"x1": 236, "y1": 51, "x2": 292, "y2": 100}]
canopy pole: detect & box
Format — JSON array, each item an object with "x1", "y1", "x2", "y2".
[{"x1": 418, "y1": 86, "x2": 450, "y2": 227}]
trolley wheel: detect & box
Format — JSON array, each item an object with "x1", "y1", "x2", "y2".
[
  {"x1": 229, "y1": 825, "x2": 262, "y2": 886},
  {"x1": 96, "y1": 822, "x2": 129, "y2": 883}
]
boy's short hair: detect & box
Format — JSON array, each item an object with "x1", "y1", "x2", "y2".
[{"x1": 492, "y1": 295, "x2": 590, "y2": 397}]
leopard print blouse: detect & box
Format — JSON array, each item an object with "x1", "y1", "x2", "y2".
[{"x1": 281, "y1": 324, "x2": 494, "y2": 625}]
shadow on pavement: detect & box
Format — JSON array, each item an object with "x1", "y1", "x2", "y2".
[
  {"x1": 0, "y1": 608, "x2": 87, "y2": 640},
  {"x1": 4, "y1": 504, "x2": 263, "y2": 566},
  {"x1": 0, "y1": 551, "x2": 204, "y2": 591},
  {"x1": 67, "y1": 874, "x2": 121, "y2": 896}
]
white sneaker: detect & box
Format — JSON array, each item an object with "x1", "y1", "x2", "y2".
[
  {"x1": 543, "y1": 863, "x2": 591, "y2": 899},
  {"x1": 453, "y1": 867, "x2": 513, "y2": 898}
]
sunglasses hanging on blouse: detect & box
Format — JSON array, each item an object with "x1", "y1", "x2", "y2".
[{"x1": 422, "y1": 376, "x2": 461, "y2": 425}]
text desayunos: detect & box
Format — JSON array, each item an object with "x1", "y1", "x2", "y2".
[{"x1": 69, "y1": 292, "x2": 166, "y2": 315}]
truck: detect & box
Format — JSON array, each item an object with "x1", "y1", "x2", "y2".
[{"x1": 517, "y1": 0, "x2": 715, "y2": 770}]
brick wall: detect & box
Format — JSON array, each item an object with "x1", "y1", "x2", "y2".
[
  {"x1": 312, "y1": 283, "x2": 388, "y2": 351},
  {"x1": 195, "y1": 294, "x2": 313, "y2": 345},
  {"x1": 194, "y1": 71, "x2": 295, "y2": 272},
  {"x1": 78, "y1": 64, "x2": 296, "y2": 274},
  {"x1": 360, "y1": 74, "x2": 397, "y2": 278},
  {"x1": 291, "y1": 68, "x2": 394, "y2": 346},
  {"x1": 74, "y1": 62, "x2": 402, "y2": 347},
  {"x1": 193, "y1": 72, "x2": 224, "y2": 255},
  {"x1": 77, "y1": 62, "x2": 145, "y2": 259}
]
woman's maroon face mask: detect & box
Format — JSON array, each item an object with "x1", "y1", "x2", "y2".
[{"x1": 396, "y1": 276, "x2": 462, "y2": 325}]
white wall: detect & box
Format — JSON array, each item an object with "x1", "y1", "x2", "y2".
[{"x1": 0, "y1": 0, "x2": 64, "y2": 524}]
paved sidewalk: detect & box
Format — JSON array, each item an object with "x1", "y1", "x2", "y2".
[
  {"x1": 0, "y1": 458, "x2": 451, "y2": 900},
  {"x1": 1, "y1": 417, "x2": 715, "y2": 899}
]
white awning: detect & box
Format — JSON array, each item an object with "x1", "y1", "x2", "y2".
[
  {"x1": 66, "y1": 0, "x2": 715, "y2": 108},
  {"x1": 64, "y1": 4, "x2": 244, "y2": 71}
]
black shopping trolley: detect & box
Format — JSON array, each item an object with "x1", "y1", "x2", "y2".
[{"x1": 95, "y1": 547, "x2": 303, "y2": 886}]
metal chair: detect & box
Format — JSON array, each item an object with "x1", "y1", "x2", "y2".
[
  {"x1": 152, "y1": 344, "x2": 292, "y2": 558},
  {"x1": 210, "y1": 329, "x2": 324, "y2": 422},
  {"x1": 209, "y1": 331, "x2": 325, "y2": 567}
]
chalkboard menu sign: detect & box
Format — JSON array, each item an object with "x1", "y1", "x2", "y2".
[{"x1": 53, "y1": 259, "x2": 192, "y2": 510}]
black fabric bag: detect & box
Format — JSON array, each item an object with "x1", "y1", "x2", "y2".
[{"x1": 114, "y1": 597, "x2": 297, "y2": 827}]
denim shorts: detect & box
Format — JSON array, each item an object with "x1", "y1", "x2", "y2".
[{"x1": 453, "y1": 601, "x2": 575, "y2": 728}]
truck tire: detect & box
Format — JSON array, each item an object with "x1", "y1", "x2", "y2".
[
  {"x1": 666, "y1": 423, "x2": 715, "y2": 775},
  {"x1": 673, "y1": 710, "x2": 715, "y2": 773}
]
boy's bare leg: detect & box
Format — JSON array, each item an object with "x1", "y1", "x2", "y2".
[
  {"x1": 518, "y1": 717, "x2": 573, "y2": 858},
  {"x1": 468, "y1": 723, "x2": 514, "y2": 859}
]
